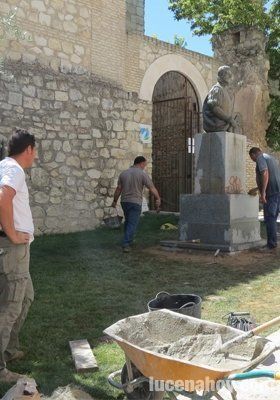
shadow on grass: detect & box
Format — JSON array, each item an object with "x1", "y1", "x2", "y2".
[{"x1": 1, "y1": 214, "x2": 278, "y2": 399}]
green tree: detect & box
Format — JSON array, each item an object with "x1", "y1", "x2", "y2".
[
  {"x1": 169, "y1": 0, "x2": 280, "y2": 150},
  {"x1": 169, "y1": 0, "x2": 271, "y2": 35}
]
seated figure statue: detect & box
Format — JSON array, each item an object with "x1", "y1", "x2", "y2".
[{"x1": 203, "y1": 65, "x2": 237, "y2": 133}]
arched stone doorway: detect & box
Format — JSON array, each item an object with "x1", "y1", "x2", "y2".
[{"x1": 152, "y1": 71, "x2": 200, "y2": 211}]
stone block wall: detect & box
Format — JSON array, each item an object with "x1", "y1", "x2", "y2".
[
  {"x1": 1, "y1": 0, "x2": 92, "y2": 72},
  {"x1": 1, "y1": 1, "x2": 217, "y2": 95},
  {"x1": 0, "y1": 61, "x2": 152, "y2": 234}
]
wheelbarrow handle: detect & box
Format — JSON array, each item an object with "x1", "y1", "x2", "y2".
[{"x1": 228, "y1": 370, "x2": 280, "y2": 381}]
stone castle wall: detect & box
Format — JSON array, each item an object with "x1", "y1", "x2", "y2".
[
  {"x1": 0, "y1": 61, "x2": 152, "y2": 234},
  {"x1": 0, "y1": 0, "x2": 216, "y2": 95},
  {"x1": 0, "y1": 1, "x2": 272, "y2": 235}
]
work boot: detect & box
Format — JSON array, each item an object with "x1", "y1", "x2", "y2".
[
  {"x1": 122, "y1": 246, "x2": 131, "y2": 253},
  {"x1": 0, "y1": 368, "x2": 26, "y2": 383},
  {"x1": 5, "y1": 350, "x2": 25, "y2": 362}
]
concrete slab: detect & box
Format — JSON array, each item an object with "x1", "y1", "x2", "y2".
[
  {"x1": 160, "y1": 239, "x2": 266, "y2": 253},
  {"x1": 177, "y1": 330, "x2": 280, "y2": 400}
]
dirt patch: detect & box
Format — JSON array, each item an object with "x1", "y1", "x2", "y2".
[{"x1": 143, "y1": 246, "x2": 279, "y2": 270}]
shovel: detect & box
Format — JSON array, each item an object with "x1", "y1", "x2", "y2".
[
  {"x1": 188, "y1": 315, "x2": 280, "y2": 364},
  {"x1": 214, "y1": 315, "x2": 280, "y2": 355}
]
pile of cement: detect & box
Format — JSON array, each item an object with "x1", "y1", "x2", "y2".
[{"x1": 114, "y1": 311, "x2": 265, "y2": 370}]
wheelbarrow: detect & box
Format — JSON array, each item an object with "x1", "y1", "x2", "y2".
[{"x1": 104, "y1": 310, "x2": 280, "y2": 400}]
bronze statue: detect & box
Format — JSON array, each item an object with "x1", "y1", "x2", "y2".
[{"x1": 203, "y1": 66, "x2": 237, "y2": 133}]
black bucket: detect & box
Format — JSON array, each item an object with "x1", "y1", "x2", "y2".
[{"x1": 148, "y1": 291, "x2": 202, "y2": 318}]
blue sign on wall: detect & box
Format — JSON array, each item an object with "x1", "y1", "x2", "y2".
[{"x1": 139, "y1": 124, "x2": 152, "y2": 143}]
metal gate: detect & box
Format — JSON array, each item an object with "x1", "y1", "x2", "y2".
[{"x1": 152, "y1": 71, "x2": 201, "y2": 212}]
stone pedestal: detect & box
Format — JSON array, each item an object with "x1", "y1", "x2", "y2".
[
  {"x1": 179, "y1": 194, "x2": 263, "y2": 252},
  {"x1": 161, "y1": 131, "x2": 264, "y2": 252}
]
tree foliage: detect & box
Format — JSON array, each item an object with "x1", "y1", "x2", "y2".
[
  {"x1": 169, "y1": 0, "x2": 280, "y2": 150},
  {"x1": 169, "y1": 0, "x2": 271, "y2": 36}
]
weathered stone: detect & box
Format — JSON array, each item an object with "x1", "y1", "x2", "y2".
[
  {"x1": 111, "y1": 148, "x2": 126, "y2": 159},
  {"x1": 100, "y1": 148, "x2": 110, "y2": 158},
  {"x1": 55, "y1": 152, "x2": 66, "y2": 163},
  {"x1": 113, "y1": 120, "x2": 124, "y2": 131},
  {"x1": 39, "y1": 12, "x2": 51, "y2": 26},
  {"x1": 66, "y1": 156, "x2": 81, "y2": 167},
  {"x1": 22, "y1": 85, "x2": 36, "y2": 97},
  {"x1": 80, "y1": 119, "x2": 91, "y2": 128},
  {"x1": 34, "y1": 191, "x2": 49, "y2": 204},
  {"x1": 81, "y1": 140, "x2": 93, "y2": 150},
  {"x1": 23, "y1": 97, "x2": 40, "y2": 109},
  {"x1": 95, "y1": 139, "x2": 104, "y2": 148},
  {"x1": 34, "y1": 35, "x2": 47, "y2": 47},
  {"x1": 31, "y1": 1, "x2": 46, "y2": 12},
  {"x1": 87, "y1": 169, "x2": 101, "y2": 179},
  {"x1": 41, "y1": 140, "x2": 52, "y2": 150},
  {"x1": 108, "y1": 139, "x2": 119, "y2": 147},
  {"x1": 32, "y1": 205, "x2": 45, "y2": 218},
  {"x1": 8, "y1": 92, "x2": 22, "y2": 106},
  {"x1": 102, "y1": 99, "x2": 113, "y2": 110},
  {"x1": 37, "y1": 89, "x2": 55, "y2": 100},
  {"x1": 55, "y1": 91, "x2": 69, "y2": 101},
  {"x1": 69, "y1": 88, "x2": 83, "y2": 101},
  {"x1": 33, "y1": 76, "x2": 44, "y2": 87},
  {"x1": 70, "y1": 54, "x2": 81, "y2": 64},
  {"x1": 63, "y1": 141, "x2": 71, "y2": 152},
  {"x1": 31, "y1": 167, "x2": 50, "y2": 187},
  {"x1": 63, "y1": 21, "x2": 78, "y2": 33},
  {"x1": 91, "y1": 128, "x2": 101, "y2": 138}
]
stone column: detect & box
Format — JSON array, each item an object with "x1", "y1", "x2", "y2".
[{"x1": 178, "y1": 131, "x2": 264, "y2": 252}]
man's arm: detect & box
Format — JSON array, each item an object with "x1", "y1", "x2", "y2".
[
  {"x1": 149, "y1": 186, "x2": 161, "y2": 210},
  {"x1": 112, "y1": 185, "x2": 122, "y2": 207},
  {"x1": 0, "y1": 186, "x2": 30, "y2": 244},
  {"x1": 259, "y1": 170, "x2": 269, "y2": 204}
]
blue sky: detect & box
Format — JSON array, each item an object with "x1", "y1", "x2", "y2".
[
  {"x1": 145, "y1": 0, "x2": 274, "y2": 57},
  {"x1": 145, "y1": 0, "x2": 212, "y2": 56}
]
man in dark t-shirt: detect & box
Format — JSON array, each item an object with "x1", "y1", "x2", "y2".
[
  {"x1": 112, "y1": 156, "x2": 161, "y2": 252},
  {"x1": 249, "y1": 147, "x2": 280, "y2": 249}
]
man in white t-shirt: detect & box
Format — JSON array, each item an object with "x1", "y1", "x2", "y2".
[{"x1": 0, "y1": 129, "x2": 36, "y2": 383}]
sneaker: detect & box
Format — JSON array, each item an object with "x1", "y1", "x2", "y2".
[
  {"x1": 122, "y1": 246, "x2": 131, "y2": 253},
  {"x1": 5, "y1": 350, "x2": 25, "y2": 362},
  {"x1": 0, "y1": 368, "x2": 26, "y2": 383}
]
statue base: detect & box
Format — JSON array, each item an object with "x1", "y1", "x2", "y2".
[{"x1": 161, "y1": 194, "x2": 264, "y2": 253}]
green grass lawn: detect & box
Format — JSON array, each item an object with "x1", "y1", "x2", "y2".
[{"x1": 0, "y1": 214, "x2": 279, "y2": 399}]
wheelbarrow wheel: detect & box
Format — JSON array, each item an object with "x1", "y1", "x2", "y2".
[{"x1": 121, "y1": 363, "x2": 164, "y2": 400}]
